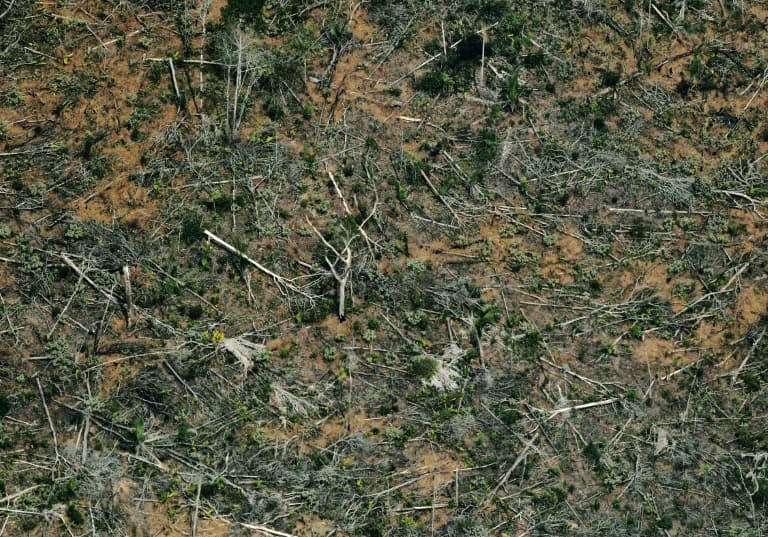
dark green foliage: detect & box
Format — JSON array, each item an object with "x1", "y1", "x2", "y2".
[
  {"x1": 19, "y1": 517, "x2": 38, "y2": 532},
  {"x1": 500, "y1": 11, "x2": 526, "y2": 36},
  {"x1": 584, "y1": 441, "x2": 601, "y2": 465},
  {"x1": 457, "y1": 33, "x2": 487, "y2": 62},
  {"x1": 688, "y1": 56, "x2": 705, "y2": 77},
  {"x1": 185, "y1": 304, "x2": 204, "y2": 320},
  {"x1": 200, "y1": 478, "x2": 224, "y2": 498},
  {"x1": 80, "y1": 131, "x2": 107, "y2": 159},
  {"x1": 85, "y1": 156, "x2": 109, "y2": 180},
  {"x1": 676, "y1": 78, "x2": 693, "y2": 98},
  {"x1": 415, "y1": 70, "x2": 456, "y2": 95},
  {"x1": 495, "y1": 403, "x2": 521, "y2": 425},
  {"x1": 365, "y1": 136, "x2": 379, "y2": 151},
  {"x1": 535, "y1": 486, "x2": 567, "y2": 506},
  {"x1": 181, "y1": 215, "x2": 205, "y2": 244},
  {"x1": 599, "y1": 68, "x2": 621, "y2": 87},
  {"x1": 657, "y1": 514, "x2": 673, "y2": 530},
  {"x1": 522, "y1": 49, "x2": 548, "y2": 68},
  {"x1": 132, "y1": 417, "x2": 145, "y2": 445},
  {"x1": 754, "y1": 479, "x2": 768, "y2": 506},
  {"x1": 759, "y1": 125, "x2": 768, "y2": 142},
  {"x1": 0, "y1": 87, "x2": 22, "y2": 107},
  {"x1": 358, "y1": 519, "x2": 384, "y2": 537},
  {"x1": 66, "y1": 504, "x2": 84, "y2": 525},
  {"x1": 57, "y1": 478, "x2": 78, "y2": 502},
  {"x1": 297, "y1": 298, "x2": 335, "y2": 324},
  {"x1": 593, "y1": 117, "x2": 608, "y2": 131},
  {"x1": 324, "y1": 17, "x2": 352, "y2": 46},
  {"x1": 221, "y1": 0, "x2": 265, "y2": 28},
  {"x1": 475, "y1": 306, "x2": 502, "y2": 332},
  {"x1": 176, "y1": 422, "x2": 191, "y2": 442},
  {"x1": 0, "y1": 392, "x2": 9, "y2": 418},
  {"x1": 263, "y1": 97, "x2": 285, "y2": 121},
  {"x1": 148, "y1": 61, "x2": 165, "y2": 84},
  {"x1": 440, "y1": 516, "x2": 489, "y2": 536},
  {"x1": 504, "y1": 67, "x2": 527, "y2": 109},
  {"x1": 474, "y1": 0, "x2": 511, "y2": 19},
  {"x1": 201, "y1": 192, "x2": 245, "y2": 214},
  {"x1": 735, "y1": 425, "x2": 761, "y2": 450},
  {"x1": 475, "y1": 128, "x2": 499, "y2": 163},
  {"x1": 408, "y1": 355, "x2": 439, "y2": 379}
]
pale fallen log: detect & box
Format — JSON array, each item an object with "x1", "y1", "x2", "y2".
[
  {"x1": 0, "y1": 485, "x2": 42, "y2": 504},
  {"x1": 420, "y1": 169, "x2": 460, "y2": 223},
  {"x1": 491, "y1": 431, "x2": 540, "y2": 496},
  {"x1": 122, "y1": 266, "x2": 133, "y2": 328},
  {"x1": 394, "y1": 503, "x2": 449, "y2": 513},
  {"x1": 548, "y1": 398, "x2": 618, "y2": 418},
  {"x1": 203, "y1": 230, "x2": 314, "y2": 300},
  {"x1": 731, "y1": 327, "x2": 767, "y2": 386},
  {"x1": 60, "y1": 254, "x2": 119, "y2": 305},
  {"x1": 36, "y1": 378, "x2": 59, "y2": 462},
  {"x1": 167, "y1": 58, "x2": 181, "y2": 103},
  {"x1": 240, "y1": 523, "x2": 299, "y2": 537}
]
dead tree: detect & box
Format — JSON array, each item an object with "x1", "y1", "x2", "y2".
[
  {"x1": 122, "y1": 265, "x2": 133, "y2": 328},
  {"x1": 221, "y1": 25, "x2": 267, "y2": 143},
  {"x1": 197, "y1": 0, "x2": 213, "y2": 106},
  {"x1": 305, "y1": 172, "x2": 379, "y2": 320},
  {"x1": 307, "y1": 218, "x2": 353, "y2": 320}
]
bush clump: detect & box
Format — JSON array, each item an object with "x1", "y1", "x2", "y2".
[
  {"x1": 408, "y1": 355, "x2": 439, "y2": 379},
  {"x1": 221, "y1": 0, "x2": 265, "y2": 28}
]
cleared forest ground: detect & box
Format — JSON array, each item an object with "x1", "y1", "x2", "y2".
[{"x1": 1, "y1": 0, "x2": 768, "y2": 535}]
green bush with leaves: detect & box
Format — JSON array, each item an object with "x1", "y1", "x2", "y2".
[
  {"x1": 408, "y1": 355, "x2": 439, "y2": 379},
  {"x1": 220, "y1": 0, "x2": 265, "y2": 29},
  {"x1": 415, "y1": 70, "x2": 457, "y2": 95}
]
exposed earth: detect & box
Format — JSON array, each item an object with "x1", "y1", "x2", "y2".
[{"x1": 1, "y1": 0, "x2": 768, "y2": 535}]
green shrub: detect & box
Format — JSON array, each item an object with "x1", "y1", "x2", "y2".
[
  {"x1": 754, "y1": 479, "x2": 768, "y2": 506},
  {"x1": 476, "y1": 128, "x2": 499, "y2": 163},
  {"x1": 263, "y1": 97, "x2": 284, "y2": 121},
  {"x1": 505, "y1": 67, "x2": 527, "y2": 109},
  {"x1": 408, "y1": 355, "x2": 438, "y2": 379},
  {"x1": 0, "y1": 88, "x2": 22, "y2": 107},
  {"x1": 415, "y1": 70, "x2": 456, "y2": 95},
  {"x1": 475, "y1": 306, "x2": 502, "y2": 332},
  {"x1": 57, "y1": 478, "x2": 78, "y2": 502},
  {"x1": 676, "y1": 78, "x2": 693, "y2": 98},
  {"x1": 221, "y1": 0, "x2": 265, "y2": 28},
  {"x1": 0, "y1": 392, "x2": 9, "y2": 418},
  {"x1": 583, "y1": 441, "x2": 601, "y2": 465},
  {"x1": 522, "y1": 50, "x2": 548, "y2": 68},
  {"x1": 181, "y1": 216, "x2": 204, "y2": 244},
  {"x1": 133, "y1": 417, "x2": 145, "y2": 445},
  {"x1": 657, "y1": 514, "x2": 673, "y2": 530},
  {"x1": 457, "y1": 33, "x2": 486, "y2": 62},
  {"x1": 599, "y1": 68, "x2": 621, "y2": 87},
  {"x1": 66, "y1": 504, "x2": 84, "y2": 526}
]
